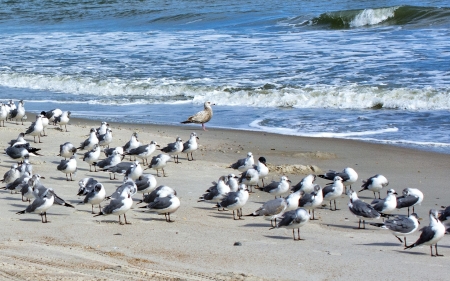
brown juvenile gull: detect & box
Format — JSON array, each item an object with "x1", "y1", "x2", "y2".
[{"x1": 181, "y1": 101, "x2": 214, "y2": 131}]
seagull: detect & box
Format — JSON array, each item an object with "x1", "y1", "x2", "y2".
[
  {"x1": 107, "y1": 178, "x2": 137, "y2": 200},
  {"x1": 97, "y1": 128, "x2": 113, "y2": 148},
  {"x1": 238, "y1": 167, "x2": 259, "y2": 193},
  {"x1": 20, "y1": 174, "x2": 45, "y2": 203},
  {"x1": 257, "y1": 176, "x2": 291, "y2": 198},
  {"x1": 147, "y1": 154, "x2": 171, "y2": 177},
  {"x1": 405, "y1": 209, "x2": 446, "y2": 256},
  {"x1": 94, "y1": 150, "x2": 123, "y2": 177},
  {"x1": 285, "y1": 190, "x2": 302, "y2": 212},
  {"x1": 319, "y1": 167, "x2": 358, "y2": 193},
  {"x1": 96, "y1": 121, "x2": 109, "y2": 136},
  {"x1": 254, "y1": 157, "x2": 269, "y2": 187},
  {"x1": 24, "y1": 115, "x2": 44, "y2": 143},
  {"x1": 229, "y1": 152, "x2": 254, "y2": 172},
  {"x1": 18, "y1": 156, "x2": 33, "y2": 176},
  {"x1": 269, "y1": 208, "x2": 311, "y2": 241},
  {"x1": 291, "y1": 174, "x2": 316, "y2": 194},
  {"x1": 322, "y1": 176, "x2": 344, "y2": 211},
  {"x1": 396, "y1": 187, "x2": 424, "y2": 216},
  {"x1": 8, "y1": 132, "x2": 27, "y2": 147},
  {"x1": 439, "y1": 206, "x2": 450, "y2": 224},
  {"x1": 57, "y1": 155, "x2": 77, "y2": 181},
  {"x1": 347, "y1": 189, "x2": 381, "y2": 229},
  {"x1": 226, "y1": 174, "x2": 239, "y2": 192},
  {"x1": 140, "y1": 194, "x2": 181, "y2": 222},
  {"x1": 359, "y1": 174, "x2": 389, "y2": 199},
  {"x1": 123, "y1": 132, "x2": 140, "y2": 160},
  {"x1": 1, "y1": 164, "x2": 21, "y2": 184},
  {"x1": 198, "y1": 176, "x2": 230, "y2": 210},
  {"x1": 125, "y1": 160, "x2": 143, "y2": 181},
  {"x1": 58, "y1": 142, "x2": 77, "y2": 159},
  {"x1": 370, "y1": 213, "x2": 420, "y2": 246},
  {"x1": 101, "y1": 162, "x2": 133, "y2": 180},
  {"x1": 139, "y1": 185, "x2": 177, "y2": 205},
  {"x1": 94, "y1": 190, "x2": 133, "y2": 225},
  {"x1": 9, "y1": 100, "x2": 26, "y2": 125},
  {"x1": 54, "y1": 110, "x2": 71, "y2": 132},
  {"x1": 218, "y1": 184, "x2": 249, "y2": 220},
  {"x1": 0, "y1": 103, "x2": 8, "y2": 126},
  {"x1": 5, "y1": 171, "x2": 31, "y2": 194},
  {"x1": 160, "y1": 137, "x2": 183, "y2": 164},
  {"x1": 78, "y1": 128, "x2": 99, "y2": 150},
  {"x1": 16, "y1": 188, "x2": 55, "y2": 223},
  {"x1": 370, "y1": 189, "x2": 398, "y2": 216},
  {"x1": 182, "y1": 132, "x2": 199, "y2": 161},
  {"x1": 5, "y1": 144, "x2": 40, "y2": 163},
  {"x1": 103, "y1": 146, "x2": 124, "y2": 158},
  {"x1": 77, "y1": 177, "x2": 98, "y2": 196},
  {"x1": 298, "y1": 185, "x2": 323, "y2": 220},
  {"x1": 246, "y1": 197, "x2": 287, "y2": 226},
  {"x1": 80, "y1": 183, "x2": 106, "y2": 214},
  {"x1": 181, "y1": 101, "x2": 214, "y2": 131},
  {"x1": 126, "y1": 141, "x2": 160, "y2": 165},
  {"x1": 39, "y1": 112, "x2": 49, "y2": 136},
  {"x1": 44, "y1": 108, "x2": 62, "y2": 122},
  {"x1": 82, "y1": 144, "x2": 101, "y2": 172},
  {"x1": 135, "y1": 174, "x2": 157, "y2": 199}
]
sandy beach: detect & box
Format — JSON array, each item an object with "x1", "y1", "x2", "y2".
[{"x1": 0, "y1": 117, "x2": 448, "y2": 281}]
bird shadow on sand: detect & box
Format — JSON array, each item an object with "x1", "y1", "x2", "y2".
[
  {"x1": 209, "y1": 214, "x2": 233, "y2": 220},
  {"x1": 241, "y1": 223, "x2": 270, "y2": 228},
  {"x1": 139, "y1": 217, "x2": 167, "y2": 222},
  {"x1": 357, "y1": 242, "x2": 401, "y2": 247},
  {"x1": 325, "y1": 223, "x2": 360, "y2": 230},
  {"x1": 193, "y1": 206, "x2": 221, "y2": 211},
  {"x1": 17, "y1": 218, "x2": 43, "y2": 222},
  {"x1": 264, "y1": 235, "x2": 292, "y2": 240},
  {"x1": 10, "y1": 203, "x2": 28, "y2": 208},
  {"x1": 393, "y1": 250, "x2": 429, "y2": 256},
  {"x1": 1, "y1": 196, "x2": 21, "y2": 201},
  {"x1": 49, "y1": 176, "x2": 76, "y2": 182}
]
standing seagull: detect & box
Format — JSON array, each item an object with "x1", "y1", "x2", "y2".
[
  {"x1": 96, "y1": 121, "x2": 109, "y2": 136},
  {"x1": 58, "y1": 142, "x2": 77, "y2": 159},
  {"x1": 182, "y1": 132, "x2": 199, "y2": 161},
  {"x1": 396, "y1": 187, "x2": 424, "y2": 216},
  {"x1": 370, "y1": 213, "x2": 420, "y2": 246},
  {"x1": 229, "y1": 152, "x2": 254, "y2": 172},
  {"x1": 258, "y1": 176, "x2": 291, "y2": 199},
  {"x1": 147, "y1": 154, "x2": 171, "y2": 177},
  {"x1": 269, "y1": 208, "x2": 310, "y2": 241},
  {"x1": 0, "y1": 103, "x2": 8, "y2": 126},
  {"x1": 370, "y1": 189, "x2": 398, "y2": 217},
  {"x1": 218, "y1": 184, "x2": 249, "y2": 220},
  {"x1": 140, "y1": 194, "x2": 181, "y2": 222},
  {"x1": 54, "y1": 111, "x2": 71, "y2": 132},
  {"x1": 181, "y1": 101, "x2": 214, "y2": 131},
  {"x1": 319, "y1": 167, "x2": 358, "y2": 193},
  {"x1": 57, "y1": 155, "x2": 77, "y2": 181},
  {"x1": 160, "y1": 137, "x2": 184, "y2": 164},
  {"x1": 123, "y1": 132, "x2": 140, "y2": 160},
  {"x1": 322, "y1": 176, "x2": 344, "y2": 211},
  {"x1": 10, "y1": 100, "x2": 26, "y2": 125},
  {"x1": 16, "y1": 188, "x2": 55, "y2": 223},
  {"x1": 82, "y1": 144, "x2": 101, "y2": 172},
  {"x1": 298, "y1": 185, "x2": 323, "y2": 220},
  {"x1": 246, "y1": 197, "x2": 287, "y2": 227},
  {"x1": 359, "y1": 174, "x2": 389, "y2": 199},
  {"x1": 94, "y1": 190, "x2": 133, "y2": 225},
  {"x1": 1, "y1": 164, "x2": 21, "y2": 185},
  {"x1": 405, "y1": 209, "x2": 446, "y2": 257},
  {"x1": 39, "y1": 112, "x2": 49, "y2": 136},
  {"x1": 238, "y1": 167, "x2": 259, "y2": 193},
  {"x1": 24, "y1": 115, "x2": 44, "y2": 143},
  {"x1": 254, "y1": 156, "x2": 269, "y2": 187},
  {"x1": 135, "y1": 174, "x2": 158, "y2": 199},
  {"x1": 292, "y1": 174, "x2": 316, "y2": 194},
  {"x1": 198, "y1": 176, "x2": 230, "y2": 210},
  {"x1": 438, "y1": 206, "x2": 450, "y2": 224},
  {"x1": 45, "y1": 108, "x2": 62, "y2": 122},
  {"x1": 78, "y1": 128, "x2": 99, "y2": 151},
  {"x1": 347, "y1": 190, "x2": 381, "y2": 229},
  {"x1": 80, "y1": 183, "x2": 106, "y2": 214},
  {"x1": 97, "y1": 128, "x2": 113, "y2": 148},
  {"x1": 126, "y1": 141, "x2": 159, "y2": 165}
]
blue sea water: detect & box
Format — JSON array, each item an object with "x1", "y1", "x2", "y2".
[{"x1": 1, "y1": 0, "x2": 450, "y2": 153}]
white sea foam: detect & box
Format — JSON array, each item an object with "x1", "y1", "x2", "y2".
[{"x1": 350, "y1": 7, "x2": 398, "y2": 27}]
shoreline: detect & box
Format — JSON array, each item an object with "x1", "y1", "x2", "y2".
[{"x1": 0, "y1": 117, "x2": 448, "y2": 280}]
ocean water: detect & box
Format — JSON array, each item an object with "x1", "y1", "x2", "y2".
[{"x1": 1, "y1": 0, "x2": 450, "y2": 153}]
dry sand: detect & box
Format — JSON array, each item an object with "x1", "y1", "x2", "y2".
[{"x1": 0, "y1": 118, "x2": 449, "y2": 281}]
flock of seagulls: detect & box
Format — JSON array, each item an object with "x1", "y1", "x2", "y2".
[{"x1": 1, "y1": 100, "x2": 449, "y2": 258}]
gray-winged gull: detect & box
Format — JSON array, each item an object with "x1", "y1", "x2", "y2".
[
  {"x1": 322, "y1": 176, "x2": 344, "y2": 211},
  {"x1": 257, "y1": 176, "x2": 291, "y2": 199},
  {"x1": 370, "y1": 213, "x2": 420, "y2": 246},
  {"x1": 58, "y1": 142, "x2": 77, "y2": 159},
  {"x1": 269, "y1": 208, "x2": 310, "y2": 240},
  {"x1": 78, "y1": 128, "x2": 99, "y2": 150},
  {"x1": 229, "y1": 152, "x2": 254, "y2": 172},
  {"x1": 126, "y1": 141, "x2": 159, "y2": 165},
  {"x1": 24, "y1": 115, "x2": 44, "y2": 143},
  {"x1": 292, "y1": 174, "x2": 316, "y2": 194},
  {"x1": 80, "y1": 182, "x2": 106, "y2": 214},
  {"x1": 82, "y1": 144, "x2": 101, "y2": 172},
  {"x1": 396, "y1": 187, "x2": 424, "y2": 216},
  {"x1": 182, "y1": 132, "x2": 199, "y2": 161},
  {"x1": 140, "y1": 194, "x2": 181, "y2": 222},
  {"x1": 218, "y1": 184, "x2": 249, "y2": 220},
  {"x1": 370, "y1": 189, "x2": 398, "y2": 216},
  {"x1": 57, "y1": 155, "x2": 77, "y2": 181},
  {"x1": 319, "y1": 167, "x2": 358, "y2": 193},
  {"x1": 298, "y1": 184, "x2": 323, "y2": 220},
  {"x1": 347, "y1": 189, "x2": 381, "y2": 229},
  {"x1": 160, "y1": 137, "x2": 183, "y2": 164},
  {"x1": 246, "y1": 197, "x2": 287, "y2": 226},
  {"x1": 359, "y1": 174, "x2": 389, "y2": 199}
]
